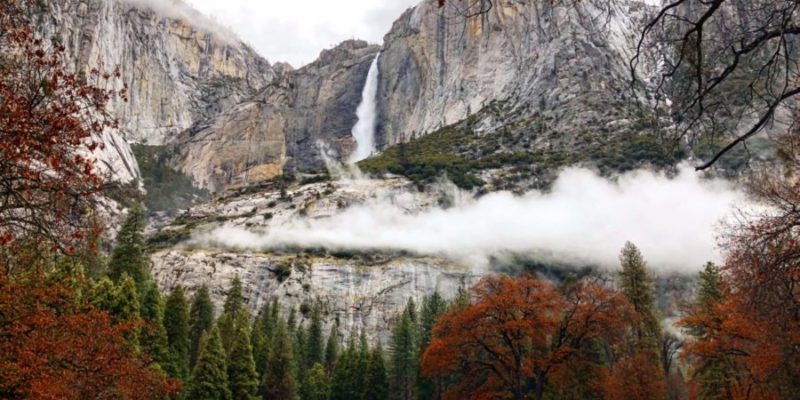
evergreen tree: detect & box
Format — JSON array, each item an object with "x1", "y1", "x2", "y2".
[
  {"x1": 390, "y1": 302, "x2": 418, "y2": 400},
  {"x1": 91, "y1": 276, "x2": 118, "y2": 315},
  {"x1": 261, "y1": 320, "x2": 299, "y2": 400},
  {"x1": 190, "y1": 284, "x2": 216, "y2": 368},
  {"x1": 287, "y1": 308, "x2": 297, "y2": 332},
  {"x1": 697, "y1": 262, "x2": 723, "y2": 308},
  {"x1": 91, "y1": 274, "x2": 141, "y2": 350},
  {"x1": 301, "y1": 363, "x2": 330, "y2": 400},
  {"x1": 364, "y1": 345, "x2": 389, "y2": 400},
  {"x1": 224, "y1": 276, "x2": 245, "y2": 315},
  {"x1": 140, "y1": 282, "x2": 170, "y2": 367},
  {"x1": 618, "y1": 241, "x2": 661, "y2": 347},
  {"x1": 108, "y1": 206, "x2": 149, "y2": 292},
  {"x1": 116, "y1": 274, "x2": 142, "y2": 350},
  {"x1": 189, "y1": 326, "x2": 231, "y2": 400},
  {"x1": 306, "y1": 303, "x2": 324, "y2": 369},
  {"x1": 330, "y1": 336, "x2": 358, "y2": 400},
  {"x1": 165, "y1": 285, "x2": 191, "y2": 380},
  {"x1": 418, "y1": 292, "x2": 447, "y2": 400},
  {"x1": 419, "y1": 292, "x2": 446, "y2": 351},
  {"x1": 220, "y1": 277, "x2": 245, "y2": 353},
  {"x1": 690, "y1": 262, "x2": 729, "y2": 400},
  {"x1": 294, "y1": 323, "x2": 308, "y2": 380},
  {"x1": 324, "y1": 322, "x2": 339, "y2": 374},
  {"x1": 228, "y1": 309, "x2": 259, "y2": 400},
  {"x1": 252, "y1": 301, "x2": 275, "y2": 377}
]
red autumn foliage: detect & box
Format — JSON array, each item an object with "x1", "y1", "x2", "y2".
[
  {"x1": 679, "y1": 130, "x2": 800, "y2": 399},
  {"x1": 0, "y1": 0, "x2": 127, "y2": 268},
  {"x1": 420, "y1": 276, "x2": 637, "y2": 400},
  {"x1": 0, "y1": 272, "x2": 177, "y2": 399}
]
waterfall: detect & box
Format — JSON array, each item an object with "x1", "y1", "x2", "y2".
[{"x1": 348, "y1": 53, "x2": 381, "y2": 164}]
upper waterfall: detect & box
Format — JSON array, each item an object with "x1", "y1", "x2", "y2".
[{"x1": 348, "y1": 53, "x2": 381, "y2": 164}]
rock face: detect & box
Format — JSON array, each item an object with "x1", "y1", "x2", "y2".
[
  {"x1": 36, "y1": 0, "x2": 274, "y2": 182},
  {"x1": 375, "y1": 0, "x2": 653, "y2": 147},
  {"x1": 167, "y1": 40, "x2": 381, "y2": 192},
  {"x1": 152, "y1": 250, "x2": 478, "y2": 343},
  {"x1": 148, "y1": 176, "x2": 482, "y2": 341}
]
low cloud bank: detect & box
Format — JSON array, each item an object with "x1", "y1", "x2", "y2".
[
  {"x1": 201, "y1": 166, "x2": 751, "y2": 272},
  {"x1": 120, "y1": 0, "x2": 238, "y2": 44}
]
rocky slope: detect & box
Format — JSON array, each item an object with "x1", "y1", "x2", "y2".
[{"x1": 148, "y1": 175, "x2": 482, "y2": 341}]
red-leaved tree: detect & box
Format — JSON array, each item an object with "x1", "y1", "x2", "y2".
[
  {"x1": 421, "y1": 276, "x2": 636, "y2": 400},
  {"x1": 0, "y1": 0, "x2": 126, "y2": 270}
]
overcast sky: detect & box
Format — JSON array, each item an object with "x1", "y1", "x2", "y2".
[{"x1": 185, "y1": 0, "x2": 421, "y2": 67}]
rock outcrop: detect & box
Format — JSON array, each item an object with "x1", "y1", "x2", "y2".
[
  {"x1": 36, "y1": 0, "x2": 274, "y2": 182},
  {"x1": 148, "y1": 176, "x2": 482, "y2": 341},
  {"x1": 376, "y1": 0, "x2": 653, "y2": 146},
  {"x1": 167, "y1": 40, "x2": 381, "y2": 192}
]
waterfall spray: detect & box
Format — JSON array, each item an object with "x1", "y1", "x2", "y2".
[{"x1": 348, "y1": 53, "x2": 381, "y2": 164}]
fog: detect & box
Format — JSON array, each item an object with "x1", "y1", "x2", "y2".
[
  {"x1": 120, "y1": 0, "x2": 238, "y2": 44},
  {"x1": 201, "y1": 166, "x2": 752, "y2": 273}
]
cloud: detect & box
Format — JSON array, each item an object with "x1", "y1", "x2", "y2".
[
  {"x1": 119, "y1": 0, "x2": 240, "y2": 44},
  {"x1": 198, "y1": 165, "x2": 753, "y2": 273},
  {"x1": 183, "y1": 0, "x2": 421, "y2": 67}
]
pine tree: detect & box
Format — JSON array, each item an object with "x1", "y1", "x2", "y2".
[
  {"x1": 301, "y1": 363, "x2": 330, "y2": 400},
  {"x1": 189, "y1": 326, "x2": 231, "y2": 400},
  {"x1": 220, "y1": 277, "x2": 245, "y2": 353},
  {"x1": 324, "y1": 322, "x2": 339, "y2": 374},
  {"x1": 252, "y1": 301, "x2": 275, "y2": 377},
  {"x1": 165, "y1": 285, "x2": 191, "y2": 380},
  {"x1": 390, "y1": 302, "x2": 418, "y2": 400},
  {"x1": 116, "y1": 274, "x2": 142, "y2": 350},
  {"x1": 91, "y1": 276, "x2": 118, "y2": 315},
  {"x1": 697, "y1": 262, "x2": 723, "y2": 308},
  {"x1": 261, "y1": 320, "x2": 299, "y2": 400},
  {"x1": 618, "y1": 242, "x2": 661, "y2": 348},
  {"x1": 141, "y1": 282, "x2": 170, "y2": 368},
  {"x1": 330, "y1": 336, "x2": 357, "y2": 400},
  {"x1": 228, "y1": 309, "x2": 259, "y2": 400},
  {"x1": 364, "y1": 345, "x2": 389, "y2": 400},
  {"x1": 190, "y1": 284, "x2": 216, "y2": 368},
  {"x1": 294, "y1": 323, "x2": 308, "y2": 380},
  {"x1": 224, "y1": 276, "x2": 244, "y2": 315},
  {"x1": 91, "y1": 274, "x2": 141, "y2": 350},
  {"x1": 690, "y1": 262, "x2": 729, "y2": 400},
  {"x1": 306, "y1": 303, "x2": 324, "y2": 369},
  {"x1": 108, "y1": 206, "x2": 149, "y2": 292},
  {"x1": 418, "y1": 292, "x2": 447, "y2": 400}
]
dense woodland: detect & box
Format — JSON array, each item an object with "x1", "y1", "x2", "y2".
[{"x1": 2, "y1": 0, "x2": 800, "y2": 399}]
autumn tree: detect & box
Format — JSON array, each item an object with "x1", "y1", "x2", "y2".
[
  {"x1": 421, "y1": 276, "x2": 635, "y2": 400},
  {"x1": 680, "y1": 132, "x2": 800, "y2": 399},
  {"x1": 0, "y1": 269, "x2": 173, "y2": 399},
  {"x1": 0, "y1": 1, "x2": 130, "y2": 271}
]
